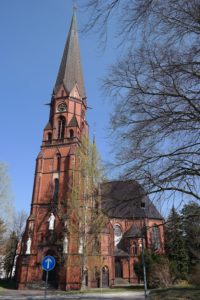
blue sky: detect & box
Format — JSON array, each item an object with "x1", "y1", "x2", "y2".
[{"x1": 0, "y1": 0, "x2": 117, "y2": 214}]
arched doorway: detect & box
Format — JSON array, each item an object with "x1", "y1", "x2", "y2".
[
  {"x1": 102, "y1": 266, "x2": 109, "y2": 287},
  {"x1": 83, "y1": 268, "x2": 88, "y2": 287},
  {"x1": 115, "y1": 258, "x2": 123, "y2": 278},
  {"x1": 42, "y1": 250, "x2": 58, "y2": 288}
]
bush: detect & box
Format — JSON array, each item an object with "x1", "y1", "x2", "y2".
[
  {"x1": 189, "y1": 264, "x2": 200, "y2": 286},
  {"x1": 148, "y1": 255, "x2": 171, "y2": 288},
  {"x1": 134, "y1": 251, "x2": 172, "y2": 288}
]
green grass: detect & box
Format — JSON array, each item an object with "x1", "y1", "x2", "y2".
[{"x1": 149, "y1": 287, "x2": 200, "y2": 300}]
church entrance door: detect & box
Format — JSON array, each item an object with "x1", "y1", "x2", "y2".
[
  {"x1": 42, "y1": 250, "x2": 58, "y2": 288},
  {"x1": 102, "y1": 266, "x2": 109, "y2": 287},
  {"x1": 115, "y1": 258, "x2": 123, "y2": 278}
]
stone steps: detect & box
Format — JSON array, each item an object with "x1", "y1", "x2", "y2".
[{"x1": 114, "y1": 277, "x2": 130, "y2": 286}]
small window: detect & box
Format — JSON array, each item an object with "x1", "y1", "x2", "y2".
[
  {"x1": 69, "y1": 129, "x2": 74, "y2": 138},
  {"x1": 47, "y1": 132, "x2": 52, "y2": 142}
]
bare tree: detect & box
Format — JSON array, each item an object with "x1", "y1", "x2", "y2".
[
  {"x1": 80, "y1": 0, "x2": 200, "y2": 202},
  {"x1": 0, "y1": 162, "x2": 14, "y2": 227},
  {"x1": 0, "y1": 218, "x2": 7, "y2": 254},
  {"x1": 80, "y1": 1, "x2": 199, "y2": 44},
  {"x1": 67, "y1": 136, "x2": 108, "y2": 288},
  {"x1": 1, "y1": 211, "x2": 27, "y2": 280},
  {"x1": 13, "y1": 210, "x2": 27, "y2": 240}
]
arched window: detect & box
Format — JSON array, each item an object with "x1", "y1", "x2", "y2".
[
  {"x1": 133, "y1": 242, "x2": 138, "y2": 256},
  {"x1": 113, "y1": 224, "x2": 122, "y2": 246},
  {"x1": 56, "y1": 154, "x2": 61, "y2": 171},
  {"x1": 47, "y1": 132, "x2": 52, "y2": 142},
  {"x1": 69, "y1": 129, "x2": 74, "y2": 138},
  {"x1": 57, "y1": 116, "x2": 66, "y2": 139},
  {"x1": 83, "y1": 268, "x2": 88, "y2": 287},
  {"x1": 94, "y1": 266, "x2": 100, "y2": 287},
  {"x1": 151, "y1": 225, "x2": 161, "y2": 250},
  {"x1": 93, "y1": 236, "x2": 100, "y2": 254},
  {"x1": 53, "y1": 178, "x2": 59, "y2": 201},
  {"x1": 102, "y1": 266, "x2": 109, "y2": 288}
]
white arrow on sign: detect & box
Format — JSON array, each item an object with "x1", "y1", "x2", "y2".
[{"x1": 46, "y1": 258, "x2": 52, "y2": 269}]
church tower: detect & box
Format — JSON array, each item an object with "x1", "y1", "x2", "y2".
[{"x1": 17, "y1": 10, "x2": 89, "y2": 290}]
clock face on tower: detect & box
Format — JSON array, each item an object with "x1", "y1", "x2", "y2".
[{"x1": 57, "y1": 102, "x2": 67, "y2": 112}]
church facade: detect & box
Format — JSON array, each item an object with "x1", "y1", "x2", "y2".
[{"x1": 17, "y1": 11, "x2": 164, "y2": 290}]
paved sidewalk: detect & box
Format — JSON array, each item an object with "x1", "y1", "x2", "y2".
[{"x1": 0, "y1": 289, "x2": 147, "y2": 300}]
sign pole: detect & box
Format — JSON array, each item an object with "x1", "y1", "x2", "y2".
[
  {"x1": 44, "y1": 271, "x2": 49, "y2": 300},
  {"x1": 41, "y1": 256, "x2": 55, "y2": 300}
]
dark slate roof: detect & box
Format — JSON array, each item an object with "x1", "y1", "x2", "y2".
[
  {"x1": 68, "y1": 114, "x2": 79, "y2": 127},
  {"x1": 54, "y1": 12, "x2": 85, "y2": 98},
  {"x1": 124, "y1": 224, "x2": 141, "y2": 238},
  {"x1": 101, "y1": 180, "x2": 163, "y2": 220},
  {"x1": 114, "y1": 247, "x2": 129, "y2": 257}
]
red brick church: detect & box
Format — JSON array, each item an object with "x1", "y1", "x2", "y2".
[{"x1": 17, "y1": 10, "x2": 164, "y2": 290}]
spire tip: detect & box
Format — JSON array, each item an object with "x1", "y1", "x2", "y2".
[{"x1": 73, "y1": 0, "x2": 77, "y2": 13}]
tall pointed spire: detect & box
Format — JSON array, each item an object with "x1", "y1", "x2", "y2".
[{"x1": 54, "y1": 9, "x2": 86, "y2": 98}]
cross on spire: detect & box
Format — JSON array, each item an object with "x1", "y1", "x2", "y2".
[{"x1": 73, "y1": 0, "x2": 77, "y2": 13}]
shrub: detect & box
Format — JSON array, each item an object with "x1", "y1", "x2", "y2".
[
  {"x1": 134, "y1": 251, "x2": 172, "y2": 288},
  {"x1": 189, "y1": 264, "x2": 200, "y2": 286},
  {"x1": 148, "y1": 255, "x2": 171, "y2": 288}
]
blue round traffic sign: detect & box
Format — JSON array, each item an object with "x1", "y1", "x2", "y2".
[{"x1": 41, "y1": 255, "x2": 56, "y2": 271}]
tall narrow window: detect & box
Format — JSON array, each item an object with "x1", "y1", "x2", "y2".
[
  {"x1": 113, "y1": 224, "x2": 122, "y2": 246},
  {"x1": 57, "y1": 154, "x2": 61, "y2": 171},
  {"x1": 57, "y1": 116, "x2": 66, "y2": 139},
  {"x1": 133, "y1": 242, "x2": 137, "y2": 256},
  {"x1": 93, "y1": 236, "x2": 100, "y2": 254},
  {"x1": 53, "y1": 178, "x2": 59, "y2": 201},
  {"x1": 151, "y1": 225, "x2": 161, "y2": 250}
]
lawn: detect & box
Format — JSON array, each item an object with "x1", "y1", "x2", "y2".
[{"x1": 149, "y1": 287, "x2": 200, "y2": 300}]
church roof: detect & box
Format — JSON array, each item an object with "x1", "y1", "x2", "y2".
[
  {"x1": 101, "y1": 180, "x2": 163, "y2": 220},
  {"x1": 124, "y1": 224, "x2": 141, "y2": 238},
  {"x1": 54, "y1": 12, "x2": 85, "y2": 98},
  {"x1": 114, "y1": 247, "x2": 129, "y2": 257}
]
